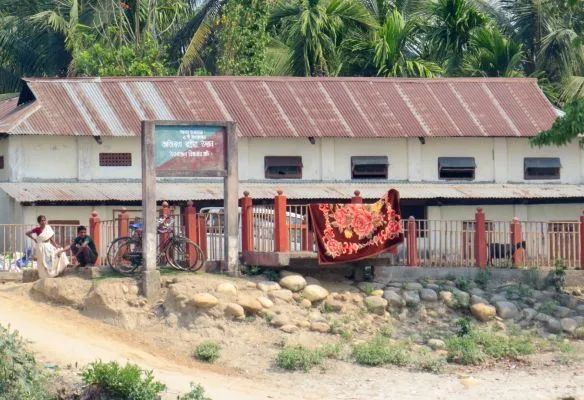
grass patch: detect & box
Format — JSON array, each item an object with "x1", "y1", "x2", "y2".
[
  {"x1": 474, "y1": 269, "x2": 492, "y2": 290},
  {"x1": 194, "y1": 341, "x2": 221, "y2": 363},
  {"x1": 538, "y1": 300, "x2": 559, "y2": 315},
  {"x1": 413, "y1": 350, "x2": 447, "y2": 374},
  {"x1": 276, "y1": 346, "x2": 323, "y2": 371},
  {"x1": 178, "y1": 383, "x2": 213, "y2": 400},
  {"x1": 379, "y1": 325, "x2": 393, "y2": 338},
  {"x1": 352, "y1": 337, "x2": 410, "y2": 367},
  {"x1": 80, "y1": 361, "x2": 166, "y2": 400}
]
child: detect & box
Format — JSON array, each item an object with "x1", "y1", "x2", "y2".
[{"x1": 57, "y1": 226, "x2": 98, "y2": 268}]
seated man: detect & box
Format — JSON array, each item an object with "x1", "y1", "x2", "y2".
[{"x1": 57, "y1": 226, "x2": 98, "y2": 267}]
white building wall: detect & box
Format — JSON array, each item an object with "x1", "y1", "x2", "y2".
[
  {"x1": 79, "y1": 137, "x2": 142, "y2": 180},
  {"x1": 19, "y1": 136, "x2": 78, "y2": 180},
  {"x1": 0, "y1": 138, "x2": 8, "y2": 181},
  {"x1": 429, "y1": 204, "x2": 583, "y2": 222}
]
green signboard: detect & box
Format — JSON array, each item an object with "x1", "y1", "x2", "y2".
[{"x1": 155, "y1": 124, "x2": 227, "y2": 177}]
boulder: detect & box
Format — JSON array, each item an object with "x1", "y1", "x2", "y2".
[
  {"x1": 308, "y1": 310, "x2": 325, "y2": 322},
  {"x1": 490, "y1": 294, "x2": 507, "y2": 303},
  {"x1": 303, "y1": 285, "x2": 329, "y2": 302},
  {"x1": 257, "y1": 281, "x2": 281, "y2": 292},
  {"x1": 470, "y1": 295, "x2": 489, "y2": 305},
  {"x1": 420, "y1": 288, "x2": 438, "y2": 302},
  {"x1": 452, "y1": 289, "x2": 470, "y2": 307},
  {"x1": 535, "y1": 312, "x2": 553, "y2": 323},
  {"x1": 439, "y1": 291, "x2": 454, "y2": 303},
  {"x1": 469, "y1": 287, "x2": 485, "y2": 297},
  {"x1": 521, "y1": 308, "x2": 538, "y2": 322},
  {"x1": 357, "y1": 282, "x2": 385, "y2": 292},
  {"x1": 383, "y1": 290, "x2": 405, "y2": 308},
  {"x1": 426, "y1": 283, "x2": 441, "y2": 291},
  {"x1": 575, "y1": 304, "x2": 584, "y2": 314},
  {"x1": 188, "y1": 293, "x2": 219, "y2": 309},
  {"x1": 280, "y1": 324, "x2": 298, "y2": 334},
  {"x1": 470, "y1": 303, "x2": 496, "y2": 322},
  {"x1": 574, "y1": 316, "x2": 584, "y2": 326},
  {"x1": 495, "y1": 301, "x2": 519, "y2": 320},
  {"x1": 224, "y1": 303, "x2": 245, "y2": 320},
  {"x1": 553, "y1": 306, "x2": 572, "y2": 319},
  {"x1": 365, "y1": 296, "x2": 388, "y2": 315},
  {"x1": 427, "y1": 339, "x2": 446, "y2": 350},
  {"x1": 268, "y1": 289, "x2": 294, "y2": 303},
  {"x1": 300, "y1": 299, "x2": 312, "y2": 309},
  {"x1": 237, "y1": 296, "x2": 263, "y2": 314},
  {"x1": 324, "y1": 298, "x2": 344, "y2": 312},
  {"x1": 370, "y1": 289, "x2": 384, "y2": 297},
  {"x1": 279, "y1": 275, "x2": 307, "y2": 292},
  {"x1": 216, "y1": 282, "x2": 237, "y2": 296},
  {"x1": 404, "y1": 282, "x2": 423, "y2": 291},
  {"x1": 547, "y1": 318, "x2": 562, "y2": 334},
  {"x1": 561, "y1": 318, "x2": 578, "y2": 334},
  {"x1": 270, "y1": 315, "x2": 290, "y2": 327},
  {"x1": 403, "y1": 290, "x2": 421, "y2": 307},
  {"x1": 257, "y1": 296, "x2": 274, "y2": 308},
  {"x1": 558, "y1": 294, "x2": 579, "y2": 308},
  {"x1": 310, "y1": 322, "x2": 330, "y2": 333}
]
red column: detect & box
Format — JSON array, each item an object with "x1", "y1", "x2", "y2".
[
  {"x1": 240, "y1": 191, "x2": 254, "y2": 253},
  {"x1": 197, "y1": 214, "x2": 208, "y2": 260},
  {"x1": 184, "y1": 201, "x2": 198, "y2": 263},
  {"x1": 475, "y1": 208, "x2": 487, "y2": 269},
  {"x1": 580, "y1": 211, "x2": 584, "y2": 269},
  {"x1": 159, "y1": 201, "x2": 170, "y2": 254},
  {"x1": 511, "y1": 217, "x2": 524, "y2": 267},
  {"x1": 351, "y1": 190, "x2": 363, "y2": 204},
  {"x1": 407, "y1": 216, "x2": 418, "y2": 267},
  {"x1": 274, "y1": 190, "x2": 289, "y2": 252},
  {"x1": 89, "y1": 211, "x2": 101, "y2": 265},
  {"x1": 118, "y1": 208, "x2": 129, "y2": 238}
]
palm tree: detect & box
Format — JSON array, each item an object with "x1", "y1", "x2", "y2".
[
  {"x1": 269, "y1": 0, "x2": 377, "y2": 76},
  {"x1": 421, "y1": 0, "x2": 488, "y2": 75},
  {"x1": 344, "y1": 9, "x2": 442, "y2": 76},
  {"x1": 463, "y1": 27, "x2": 524, "y2": 77}
]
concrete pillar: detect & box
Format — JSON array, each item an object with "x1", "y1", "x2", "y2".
[
  {"x1": 320, "y1": 138, "x2": 335, "y2": 180},
  {"x1": 77, "y1": 137, "x2": 92, "y2": 181},
  {"x1": 493, "y1": 138, "x2": 508, "y2": 183},
  {"x1": 406, "y1": 138, "x2": 422, "y2": 182},
  {"x1": 8, "y1": 136, "x2": 23, "y2": 182}
]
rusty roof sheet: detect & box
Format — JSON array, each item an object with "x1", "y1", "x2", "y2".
[
  {"x1": 1, "y1": 181, "x2": 582, "y2": 202},
  {"x1": 0, "y1": 97, "x2": 18, "y2": 121},
  {"x1": 0, "y1": 77, "x2": 557, "y2": 138}
]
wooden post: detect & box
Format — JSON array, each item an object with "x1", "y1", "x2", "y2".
[
  {"x1": 240, "y1": 191, "x2": 253, "y2": 252},
  {"x1": 511, "y1": 217, "x2": 524, "y2": 267},
  {"x1": 351, "y1": 190, "x2": 363, "y2": 204},
  {"x1": 184, "y1": 201, "x2": 198, "y2": 264},
  {"x1": 274, "y1": 190, "x2": 289, "y2": 252},
  {"x1": 89, "y1": 211, "x2": 101, "y2": 265},
  {"x1": 580, "y1": 211, "x2": 584, "y2": 269},
  {"x1": 475, "y1": 208, "x2": 487, "y2": 269},
  {"x1": 159, "y1": 201, "x2": 171, "y2": 255},
  {"x1": 407, "y1": 216, "x2": 418, "y2": 267},
  {"x1": 118, "y1": 208, "x2": 129, "y2": 238}
]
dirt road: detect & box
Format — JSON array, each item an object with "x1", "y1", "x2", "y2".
[{"x1": 0, "y1": 287, "x2": 583, "y2": 400}]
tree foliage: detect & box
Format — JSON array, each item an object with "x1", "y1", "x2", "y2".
[{"x1": 530, "y1": 99, "x2": 584, "y2": 148}]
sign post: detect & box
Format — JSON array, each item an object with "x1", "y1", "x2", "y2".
[{"x1": 141, "y1": 121, "x2": 238, "y2": 302}]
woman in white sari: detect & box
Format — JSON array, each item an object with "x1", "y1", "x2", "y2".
[{"x1": 26, "y1": 215, "x2": 69, "y2": 278}]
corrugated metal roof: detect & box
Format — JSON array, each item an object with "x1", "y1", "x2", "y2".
[
  {"x1": 1, "y1": 181, "x2": 582, "y2": 202},
  {"x1": 0, "y1": 77, "x2": 557, "y2": 138},
  {"x1": 0, "y1": 97, "x2": 18, "y2": 121}
]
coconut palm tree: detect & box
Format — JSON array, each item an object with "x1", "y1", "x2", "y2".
[
  {"x1": 344, "y1": 9, "x2": 442, "y2": 76},
  {"x1": 269, "y1": 0, "x2": 377, "y2": 76},
  {"x1": 463, "y1": 26, "x2": 524, "y2": 77}
]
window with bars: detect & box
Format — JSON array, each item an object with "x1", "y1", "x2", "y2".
[
  {"x1": 524, "y1": 157, "x2": 561, "y2": 180},
  {"x1": 99, "y1": 153, "x2": 132, "y2": 167},
  {"x1": 265, "y1": 156, "x2": 303, "y2": 179},
  {"x1": 351, "y1": 156, "x2": 388, "y2": 179},
  {"x1": 438, "y1": 157, "x2": 476, "y2": 180}
]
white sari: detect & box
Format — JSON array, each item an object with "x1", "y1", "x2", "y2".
[{"x1": 35, "y1": 225, "x2": 69, "y2": 278}]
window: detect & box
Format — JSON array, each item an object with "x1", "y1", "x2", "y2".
[
  {"x1": 438, "y1": 157, "x2": 476, "y2": 180},
  {"x1": 99, "y1": 153, "x2": 132, "y2": 167},
  {"x1": 0, "y1": 156, "x2": 4, "y2": 170},
  {"x1": 524, "y1": 157, "x2": 561, "y2": 180},
  {"x1": 265, "y1": 156, "x2": 302, "y2": 179},
  {"x1": 351, "y1": 156, "x2": 388, "y2": 179}
]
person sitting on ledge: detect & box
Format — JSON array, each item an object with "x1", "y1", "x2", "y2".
[{"x1": 57, "y1": 225, "x2": 98, "y2": 268}]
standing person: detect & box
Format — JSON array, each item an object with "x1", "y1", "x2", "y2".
[
  {"x1": 26, "y1": 215, "x2": 69, "y2": 278},
  {"x1": 57, "y1": 225, "x2": 98, "y2": 267}
]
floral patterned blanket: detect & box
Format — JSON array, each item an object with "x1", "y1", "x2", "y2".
[{"x1": 308, "y1": 189, "x2": 404, "y2": 264}]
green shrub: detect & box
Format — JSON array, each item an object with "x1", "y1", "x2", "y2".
[
  {"x1": 455, "y1": 276, "x2": 470, "y2": 292},
  {"x1": 455, "y1": 317, "x2": 473, "y2": 337},
  {"x1": 178, "y1": 383, "x2": 212, "y2": 400},
  {"x1": 276, "y1": 346, "x2": 322, "y2": 371},
  {"x1": 352, "y1": 337, "x2": 410, "y2": 367},
  {"x1": 80, "y1": 361, "x2": 166, "y2": 400},
  {"x1": 379, "y1": 325, "x2": 393, "y2": 338},
  {"x1": 414, "y1": 352, "x2": 447, "y2": 374},
  {"x1": 318, "y1": 343, "x2": 342, "y2": 359},
  {"x1": 474, "y1": 270, "x2": 491, "y2": 290},
  {"x1": 538, "y1": 300, "x2": 559, "y2": 315},
  {"x1": 446, "y1": 335, "x2": 485, "y2": 365},
  {"x1": 194, "y1": 341, "x2": 221, "y2": 363},
  {"x1": 0, "y1": 324, "x2": 51, "y2": 400}
]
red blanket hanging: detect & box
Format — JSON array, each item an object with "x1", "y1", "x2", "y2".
[{"x1": 308, "y1": 189, "x2": 404, "y2": 264}]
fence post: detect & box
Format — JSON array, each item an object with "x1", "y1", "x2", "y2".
[
  {"x1": 580, "y1": 211, "x2": 584, "y2": 269},
  {"x1": 351, "y1": 190, "x2": 363, "y2": 204},
  {"x1": 118, "y1": 207, "x2": 129, "y2": 238},
  {"x1": 184, "y1": 201, "x2": 198, "y2": 263},
  {"x1": 511, "y1": 217, "x2": 524, "y2": 267},
  {"x1": 407, "y1": 216, "x2": 418, "y2": 267},
  {"x1": 475, "y1": 208, "x2": 487, "y2": 269},
  {"x1": 159, "y1": 201, "x2": 170, "y2": 254},
  {"x1": 197, "y1": 214, "x2": 208, "y2": 260},
  {"x1": 240, "y1": 191, "x2": 253, "y2": 253},
  {"x1": 89, "y1": 210, "x2": 101, "y2": 265},
  {"x1": 274, "y1": 190, "x2": 289, "y2": 252}
]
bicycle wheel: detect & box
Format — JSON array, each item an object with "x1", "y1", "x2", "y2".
[
  {"x1": 166, "y1": 237, "x2": 205, "y2": 271},
  {"x1": 111, "y1": 239, "x2": 143, "y2": 276},
  {"x1": 106, "y1": 237, "x2": 132, "y2": 269}
]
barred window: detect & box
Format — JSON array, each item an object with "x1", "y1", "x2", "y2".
[
  {"x1": 265, "y1": 156, "x2": 302, "y2": 179},
  {"x1": 99, "y1": 153, "x2": 132, "y2": 167},
  {"x1": 524, "y1": 158, "x2": 561, "y2": 180}
]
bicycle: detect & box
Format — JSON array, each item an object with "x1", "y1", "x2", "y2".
[{"x1": 106, "y1": 216, "x2": 205, "y2": 276}]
